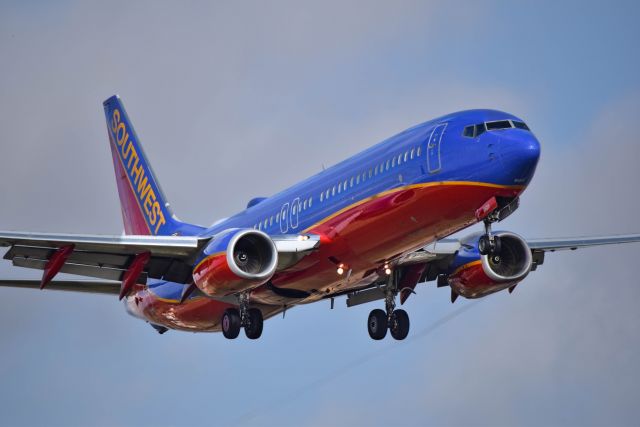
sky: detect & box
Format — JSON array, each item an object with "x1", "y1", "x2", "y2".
[{"x1": 1, "y1": 1, "x2": 640, "y2": 426}]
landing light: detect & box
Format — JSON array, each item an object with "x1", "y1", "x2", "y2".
[
  {"x1": 337, "y1": 264, "x2": 345, "y2": 275},
  {"x1": 384, "y1": 263, "x2": 391, "y2": 275}
]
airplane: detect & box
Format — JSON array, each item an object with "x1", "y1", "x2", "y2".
[{"x1": 0, "y1": 95, "x2": 638, "y2": 340}]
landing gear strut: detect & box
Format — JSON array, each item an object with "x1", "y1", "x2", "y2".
[
  {"x1": 221, "y1": 292, "x2": 264, "y2": 340},
  {"x1": 478, "y1": 218, "x2": 502, "y2": 256},
  {"x1": 367, "y1": 270, "x2": 410, "y2": 340}
]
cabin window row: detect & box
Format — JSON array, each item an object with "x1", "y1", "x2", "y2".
[{"x1": 319, "y1": 145, "x2": 422, "y2": 203}]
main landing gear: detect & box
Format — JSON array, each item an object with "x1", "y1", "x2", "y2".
[
  {"x1": 478, "y1": 218, "x2": 502, "y2": 256},
  {"x1": 221, "y1": 292, "x2": 264, "y2": 340},
  {"x1": 367, "y1": 271, "x2": 410, "y2": 340}
]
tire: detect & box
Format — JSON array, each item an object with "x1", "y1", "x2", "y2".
[
  {"x1": 493, "y1": 235, "x2": 502, "y2": 255},
  {"x1": 478, "y1": 235, "x2": 490, "y2": 255},
  {"x1": 244, "y1": 308, "x2": 264, "y2": 340},
  {"x1": 390, "y1": 309, "x2": 410, "y2": 340},
  {"x1": 368, "y1": 309, "x2": 388, "y2": 340},
  {"x1": 222, "y1": 308, "x2": 241, "y2": 339}
]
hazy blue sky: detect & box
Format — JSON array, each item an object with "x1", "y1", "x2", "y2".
[{"x1": 1, "y1": 1, "x2": 640, "y2": 426}]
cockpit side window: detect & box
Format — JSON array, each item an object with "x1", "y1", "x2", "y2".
[
  {"x1": 475, "y1": 123, "x2": 486, "y2": 136},
  {"x1": 513, "y1": 121, "x2": 530, "y2": 130},
  {"x1": 463, "y1": 126, "x2": 475, "y2": 137}
]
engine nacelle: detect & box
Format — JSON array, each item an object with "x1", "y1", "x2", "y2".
[
  {"x1": 447, "y1": 231, "x2": 532, "y2": 299},
  {"x1": 193, "y1": 228, "x2": 278, "y2": 297}
]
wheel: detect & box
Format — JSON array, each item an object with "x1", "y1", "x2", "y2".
[
  {"x1": 244, "y1": 308, "x2": 264, "y2": 339},
  {"x1": 492, "y1": 235, "x2": 502, "y2": 254},
  {"x1": 390, "y1": 309, "x2": 410, "y2": 340},
  {"x1": 368, "y1": 309, "x2": 388, "y2": 340},
  {"x1": 222, "y1": 308, "x2": 241, "y2": 339},
  {"x1": 478, "y1": 235, "x2": 490, "y2": 255}
]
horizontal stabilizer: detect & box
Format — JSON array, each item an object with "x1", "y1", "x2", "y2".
[{"x1": 0, "y1": 280, "x2": 120, "y2": 295}]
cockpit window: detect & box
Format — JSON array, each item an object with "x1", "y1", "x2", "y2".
[
  {"x1": 486, "y1": 120, "x2": 513, "y2": 130},
  {"x1": 463, "y1": 126, "x2": 475, "y2": 137},
  {"x1": 462, "y1": 119, "x2": 530, "y2": 138},
  {"x1": 513, "y1": 121, "x2": 530, "y2": 130}
]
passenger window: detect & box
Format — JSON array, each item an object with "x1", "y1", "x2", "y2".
[
  {"x1": 417, "y1": 146, "x2": 421, "y2": 156},
  {"x1": 303, "y1": 200, "x2": 307, "y2": 210},
  {"x1": 320, "y1": 193, "x2": 324, "y2": 202},
  {"x1": 404, "y1": 151, "x2": 408, "y2": 162},
  {"x1": 309, "y1": 197, "x2": 312, "y2": 207},
  {"x1": 374, "y1": 165, "x2": 378, "y2": 175},
  {"x1": 270, "y1": 216, "x2": 273, "y2": 225},
  {"x1": 337, "y1": 184, "x2": 341, "y2": 194},
  {"x1": 356, "y1": 175, "x2": 360, "y2": 184},
  {"x1": 369, "y1": 169, "x2": 372, "y2": 178},
  {"x1": 276, "y1": 213, "x2": 280, "y2": 222},
  {"x1": 343, "y1": 180, "x2": 347, "y2": 191},
  {"x1": 350, "y1": 177, "x2": 354, "y2": 187},
  {"x1": 397, "y1": 154, "x2": 402, "y2": 165},
  {"x1": 410, "y1": 148, "x2": 415, "y2": 159},
  {"x1": 332, "y1": 186, "x2": 336, "y2": 196}
]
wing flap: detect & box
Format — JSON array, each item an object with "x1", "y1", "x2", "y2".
[{"x1": 12, "y1": 256, "x2": 148, "y2": 283}]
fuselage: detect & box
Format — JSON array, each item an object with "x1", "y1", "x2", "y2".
[{"x1": 126, "y1": 109, "x2": 541, "y2": 331}]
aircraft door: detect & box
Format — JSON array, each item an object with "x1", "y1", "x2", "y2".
[
  {"x1": 289, "y1": 197, "x2": 300, "y2": 229},
  {"x1": 427, "y1": 123, "x2": 447, "y2": 173},
  {"x1": 280, "y1": 203, "x2": 289, "y2": 233}
]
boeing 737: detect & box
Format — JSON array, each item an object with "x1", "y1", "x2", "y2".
[{"x1": 0, "y1": 95, "x2": 638, "y2": 340}]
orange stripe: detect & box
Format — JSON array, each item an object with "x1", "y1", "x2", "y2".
[
  {"x1": 193, "y1": 251, "x2": 226, "y2": 273},
  {"x1": 451, "y1": 260, "x2": 482, "y2": 276}
]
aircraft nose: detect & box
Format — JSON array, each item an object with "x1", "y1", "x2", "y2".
[{"x1": 499, "y1": 131, "x2": 541, "y2": 186}]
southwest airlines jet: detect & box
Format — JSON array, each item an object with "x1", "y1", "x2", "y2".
[{"x1": 0, "y1": 96, "x2": 638, "y2": 340}]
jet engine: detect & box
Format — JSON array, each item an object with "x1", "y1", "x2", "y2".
[
  {"x1": 193, "y1": 228, "x2": 278, "y2": 297},
  {"x1": 448, "y1": 231, "x2": 532, "y2": 299}
]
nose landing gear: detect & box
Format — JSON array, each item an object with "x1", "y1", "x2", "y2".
[
  {"x1": 367, "y1": 270, "x2": 410, "y2": 340},
  {"x1": 478, "y1": 219, "x2": 502, "y2": 256}
]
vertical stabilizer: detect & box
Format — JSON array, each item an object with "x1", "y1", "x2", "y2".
[{"x1": 103, "y1": 95, "x2": 203, "y2": 236}]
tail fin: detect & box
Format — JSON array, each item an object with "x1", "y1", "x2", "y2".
[{"x1": 103, "y1": 95, "x2": 203, "y2": 236}]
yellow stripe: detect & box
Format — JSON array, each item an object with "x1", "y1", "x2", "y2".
[{"x1": 302, "y1": 181, "x2": 523, "y2": 233}]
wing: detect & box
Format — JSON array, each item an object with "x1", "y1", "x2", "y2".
[
  {"x1": 526, "y1": 234, "x2": 640, "y2": 252},
  {"x1": 0, "y1": 231, "x2": 320, "y2": 293},
  {"x1": 346, "y1": 233, "x2": 640, "y2": 306},
  {"x1": 0, "y1": 231, "x2": 207, "y2": 285}
]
